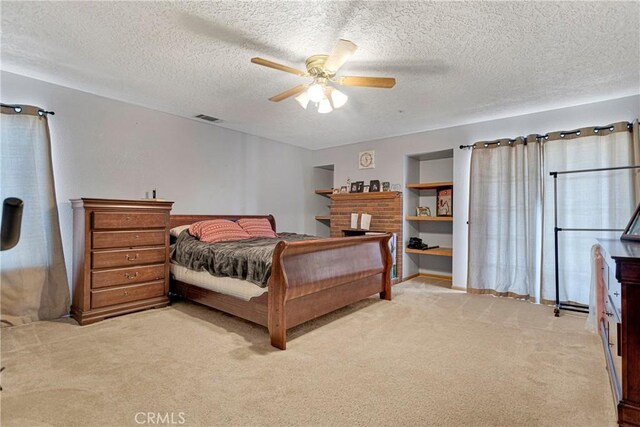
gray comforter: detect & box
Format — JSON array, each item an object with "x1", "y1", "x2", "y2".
[{"x1": 171, "y1": 231, "x2": 319, "y2": 287}]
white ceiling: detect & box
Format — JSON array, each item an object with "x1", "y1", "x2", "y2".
[{"x1": 2, "y1": 1, "x2": 639, "y2": 150}]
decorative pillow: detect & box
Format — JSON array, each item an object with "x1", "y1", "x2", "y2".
[
  {"x1": 189, "y1": 219, "x2": 250, "y2": 243},
  {"x1": 237, "y1": 218, "x2": 277, "y2": 238},
  {"x1": 169, "y1": 224, "x2": 190, "y2": 238}
]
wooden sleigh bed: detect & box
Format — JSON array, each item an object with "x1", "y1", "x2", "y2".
[{"x1": 169, "y1": 214, "x2": 393, "y2": 349}]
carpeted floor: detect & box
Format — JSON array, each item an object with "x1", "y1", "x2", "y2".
[{"x1": 1, "y1": 278, "x2": 615, "y2": 427}]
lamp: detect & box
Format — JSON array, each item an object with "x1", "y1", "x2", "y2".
[
  {"x1": 295, "y1": 91, "x2": 310, "y2": 110},
  {"x1": 297, "y1": 79, "x2": 347, "y2": 113},
  {"x1": 307, "y1": 82, "x2": 325, "y2": 103},
  {"x1": 329, "y1": 88, "x2": 348, "y2": 109},
  {"x1": 318, "y1": 97, "x2": 333, "y2": 114}
]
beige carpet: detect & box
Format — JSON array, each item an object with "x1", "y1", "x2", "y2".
[{"x1": 1, "y1": 278, "x2": 615, "y2": 427}]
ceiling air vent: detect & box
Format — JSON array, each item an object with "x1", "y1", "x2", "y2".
[{"x1": 195, "y1": 114, "x2": 220, "y2": 123}]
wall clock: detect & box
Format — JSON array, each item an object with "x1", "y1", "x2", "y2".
[{"x1": 359, "y1": 151, "x2": 375, "y2": 169}]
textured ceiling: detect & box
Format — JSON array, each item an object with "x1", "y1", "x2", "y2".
[{"x1": 2, "y1": 1, "x2": 639, "y2": 149}]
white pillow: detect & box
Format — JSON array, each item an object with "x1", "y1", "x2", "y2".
[{"x1": 170, "y1": 224, "x2": 190, "y2": 238}]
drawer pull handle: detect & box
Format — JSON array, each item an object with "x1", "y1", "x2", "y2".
[
  {"x1": 124, "y1": 291, "x2": 129, "y2": 296},
  {"x1": 126, "y1": 253, "x2": 139, "y2": 261},
  {"x1": 126, "y1": 216, "x2": 132, "y2": 221},
  {"x1": 606, "y1": 311, "x2": 613, "y2": 317},
  {"x1": 125, "y1": 272, "x2": 139, "y2": 279},
  {"x1": 613, "y1": 292, "x2": 619, "y2": 296},
  {"x1": 135, "y1": 235, "x2": 140, "y2": 239}
]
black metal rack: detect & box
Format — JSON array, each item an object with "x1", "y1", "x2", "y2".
[{"x1": 551, "y1": 164, "x2": 640, "y2": 317}]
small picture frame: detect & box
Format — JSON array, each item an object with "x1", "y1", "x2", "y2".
[
  {"x1": 382, "y1": 182, "x2": 390, "y2": 192},
  {"x1": 350, "y1": 182, "x2": 359, "y2": 193},
  {"x1": 391, "y1": 184, "x2": 401, "y2": 192},
  {"x1": 437, "y1": 188, "x2": 453, "y2": 217},
  {"x1": 416, "y1": 207, "x2": 431, "y2": 217},
  {"x1": 370, "y1": 180, "x2": 380, "y2": 192},
  {"x1": 340, "y1": 186, "x2": 348, "y2": 193},
  {"x1": 356, "y1": 181, "x2": 364, "y2": 193},
  {"x1": 363, "y1": 185, "x2": 370, "y2": 193},
  {"x1": 621, "y1": 203, "x2": 640, "y2": 241}
]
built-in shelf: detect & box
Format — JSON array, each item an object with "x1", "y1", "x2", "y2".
[
  {"x1": 314, "y1": 189, "x2": 333, "y2": 197},
  {"x1": 405, "y1": 247, "x2": 452, "y2": 257},
  {"x1": 406, "y1": 181, "x2": 453, "y2": 190},
  {"x1": 312, "y1": 167, "x2": 334, "y2": 238},
  {"x1": 331, "y1": 191, "x2": 401, "y2": 200},
  {"x1": 405, "y1": 216, "x2": 453, "y2": 222}
]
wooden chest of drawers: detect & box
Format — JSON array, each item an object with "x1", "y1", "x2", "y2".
[
  {"x1": 598, "y1": 239, "x2": 640, "y2": 426},
  {"x1": 70, "y1": 198, "x2": 174, "y2": 325}
]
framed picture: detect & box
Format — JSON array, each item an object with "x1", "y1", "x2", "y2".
[
  {"x1": 382, "y1": 182, "x2": 390, "y2": 192},
  {"x1": 436, "y1": 188, "x2": 453, "y2": 217},
  {"x1": 370, "y1": 180, "x2": 380, "y2": 192},
  {"x1": 622, "y1": 203, "x2": 640, "y2": 241},
  {"x1": 340, "y1": 186, "x2": 348, "y2": 193},
  {"x1": 359, "y1": 151, "x2": 375, "y2": 169},
  {"x1": 356, "y1": 181, "x2": 364, "y2": 192},
  {"x1": 390, "y1": 184, "x2": 401, "y2": 192},
  {"x1": 363, "y1": 185, "x2": 370, "y2": 193},
  {"x1": 416, "y1": 207, "x2": 432, "y2": 217},
  {"x1": 350, "y1": 182, "x2": 358, "y2": 193}
]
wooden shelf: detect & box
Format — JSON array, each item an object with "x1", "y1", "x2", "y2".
[
  {"x1": 315, "y1": 189, "x2": 333, "y2": 197},
  {"x1": 315, "y1": 215, "x2": 331, "y2": 221},
  {"x1": 405, "y1": 216, "x2": 453, "y2": 222},
  {"x1": 405, "y1": 247, "x2": 452, "y2": 257},
  {"x1": 405, "y1": 181, "x2": 453, "y2": 190},
  {"x1": 331, "y1": 191, "x2": 401, "y2": 200}
]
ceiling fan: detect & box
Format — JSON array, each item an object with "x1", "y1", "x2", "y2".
[{"x1": 251, "y1": 39, "x2": 396, "y2": 114}]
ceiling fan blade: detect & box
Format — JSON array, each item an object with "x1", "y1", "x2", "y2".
[
  {"x1": 323, "y1": 39, "x2": 358, "y2": 73},
  {"x1": 268, "y1": 84, "x2": 308, "y2": 102},
  {"x1": 337, "y1": 76, "x2": 396, "y2": 88},
  {"x1": 251, "y1": 57, "x2": 306, "y2": 76}
]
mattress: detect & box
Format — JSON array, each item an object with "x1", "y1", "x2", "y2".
[
  {"x1": 170, "y1": 263, "x2": 268, "y2": 301},
  {"x1": 172, "y1": 231, "x2": 319, "y2": 287}
]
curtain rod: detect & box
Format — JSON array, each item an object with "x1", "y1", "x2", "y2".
[
  {"x1": 1, "y1": 103, "x2": 55, "y2": 116},
  {"x1": 459, "y1": 121, "x2": 633, "y2": 149},
  {"x1": 549, "y1": 164, "x2": 640, "y2": 177}
]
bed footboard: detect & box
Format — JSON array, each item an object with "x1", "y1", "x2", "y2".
[{"x1": 268, "y1": 234, "x2": 392, "y2": 349}]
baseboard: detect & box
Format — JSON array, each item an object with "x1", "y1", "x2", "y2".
[
  {"x1": 401, "y1": 273, "x2": 420, "y2": 282},
  {"x1": 400, "y1": 273, "x2": 467, "y2": 292},
  {"x1": 418, "y1": 273, "x2": 452, "y2": 282}
]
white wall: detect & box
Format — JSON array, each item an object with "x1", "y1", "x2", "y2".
[
  {"x1": 4, "y1": 68, "x2": 638, "y2": 292},
  {"x1": 310, "y1": 95, "x2": 640, "y2": 287},
  {"x1": 1, "y1": 71, "x2": 315, "y2": 287}
]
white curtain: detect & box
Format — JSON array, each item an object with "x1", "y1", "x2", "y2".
[
  {"x1": 467, "y1": 138, "x2": 542, "y2": 300},
  {"x1": 541, "y1": 127, "x2": 635, "y2": 305},
  {"x1": 1, "y1": 105, "x2": 69, "y2": 325}
]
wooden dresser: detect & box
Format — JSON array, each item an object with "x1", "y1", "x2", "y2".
[
  {"x1": 70, "y1": 198, "x2": 174, "y2": 325},
  {"x1": 597, "y1": 239, "x2": 640, "y2": 426}
]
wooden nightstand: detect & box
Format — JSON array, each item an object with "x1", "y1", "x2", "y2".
[{"x1": 70, "y1": 198, "x2": 174, "y2": 325}]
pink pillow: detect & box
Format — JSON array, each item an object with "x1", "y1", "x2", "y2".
[
  {"x1": 189, "y1": 219, "x2": 250, "y2": 243},
  {"x1": 237, "y1": 218, "x2": 277, "y2": 238}
]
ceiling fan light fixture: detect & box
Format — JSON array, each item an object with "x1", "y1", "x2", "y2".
[
  {"x1": 307, "y1": 82, "x2": 325, "y2": 103},
  {"x1": 330, "y1": 88, "x2": 348, "y2": 109},
  {"x1": 295, "y1": 91, "x2": 310, "y2": 109},
  {"x1": 318, "y1": 97, "x2": 333, "y2": 114}
]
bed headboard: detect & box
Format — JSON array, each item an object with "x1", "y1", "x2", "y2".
[{"x1": 169, "y1": 214, "x2": 276, "y2": 233}]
